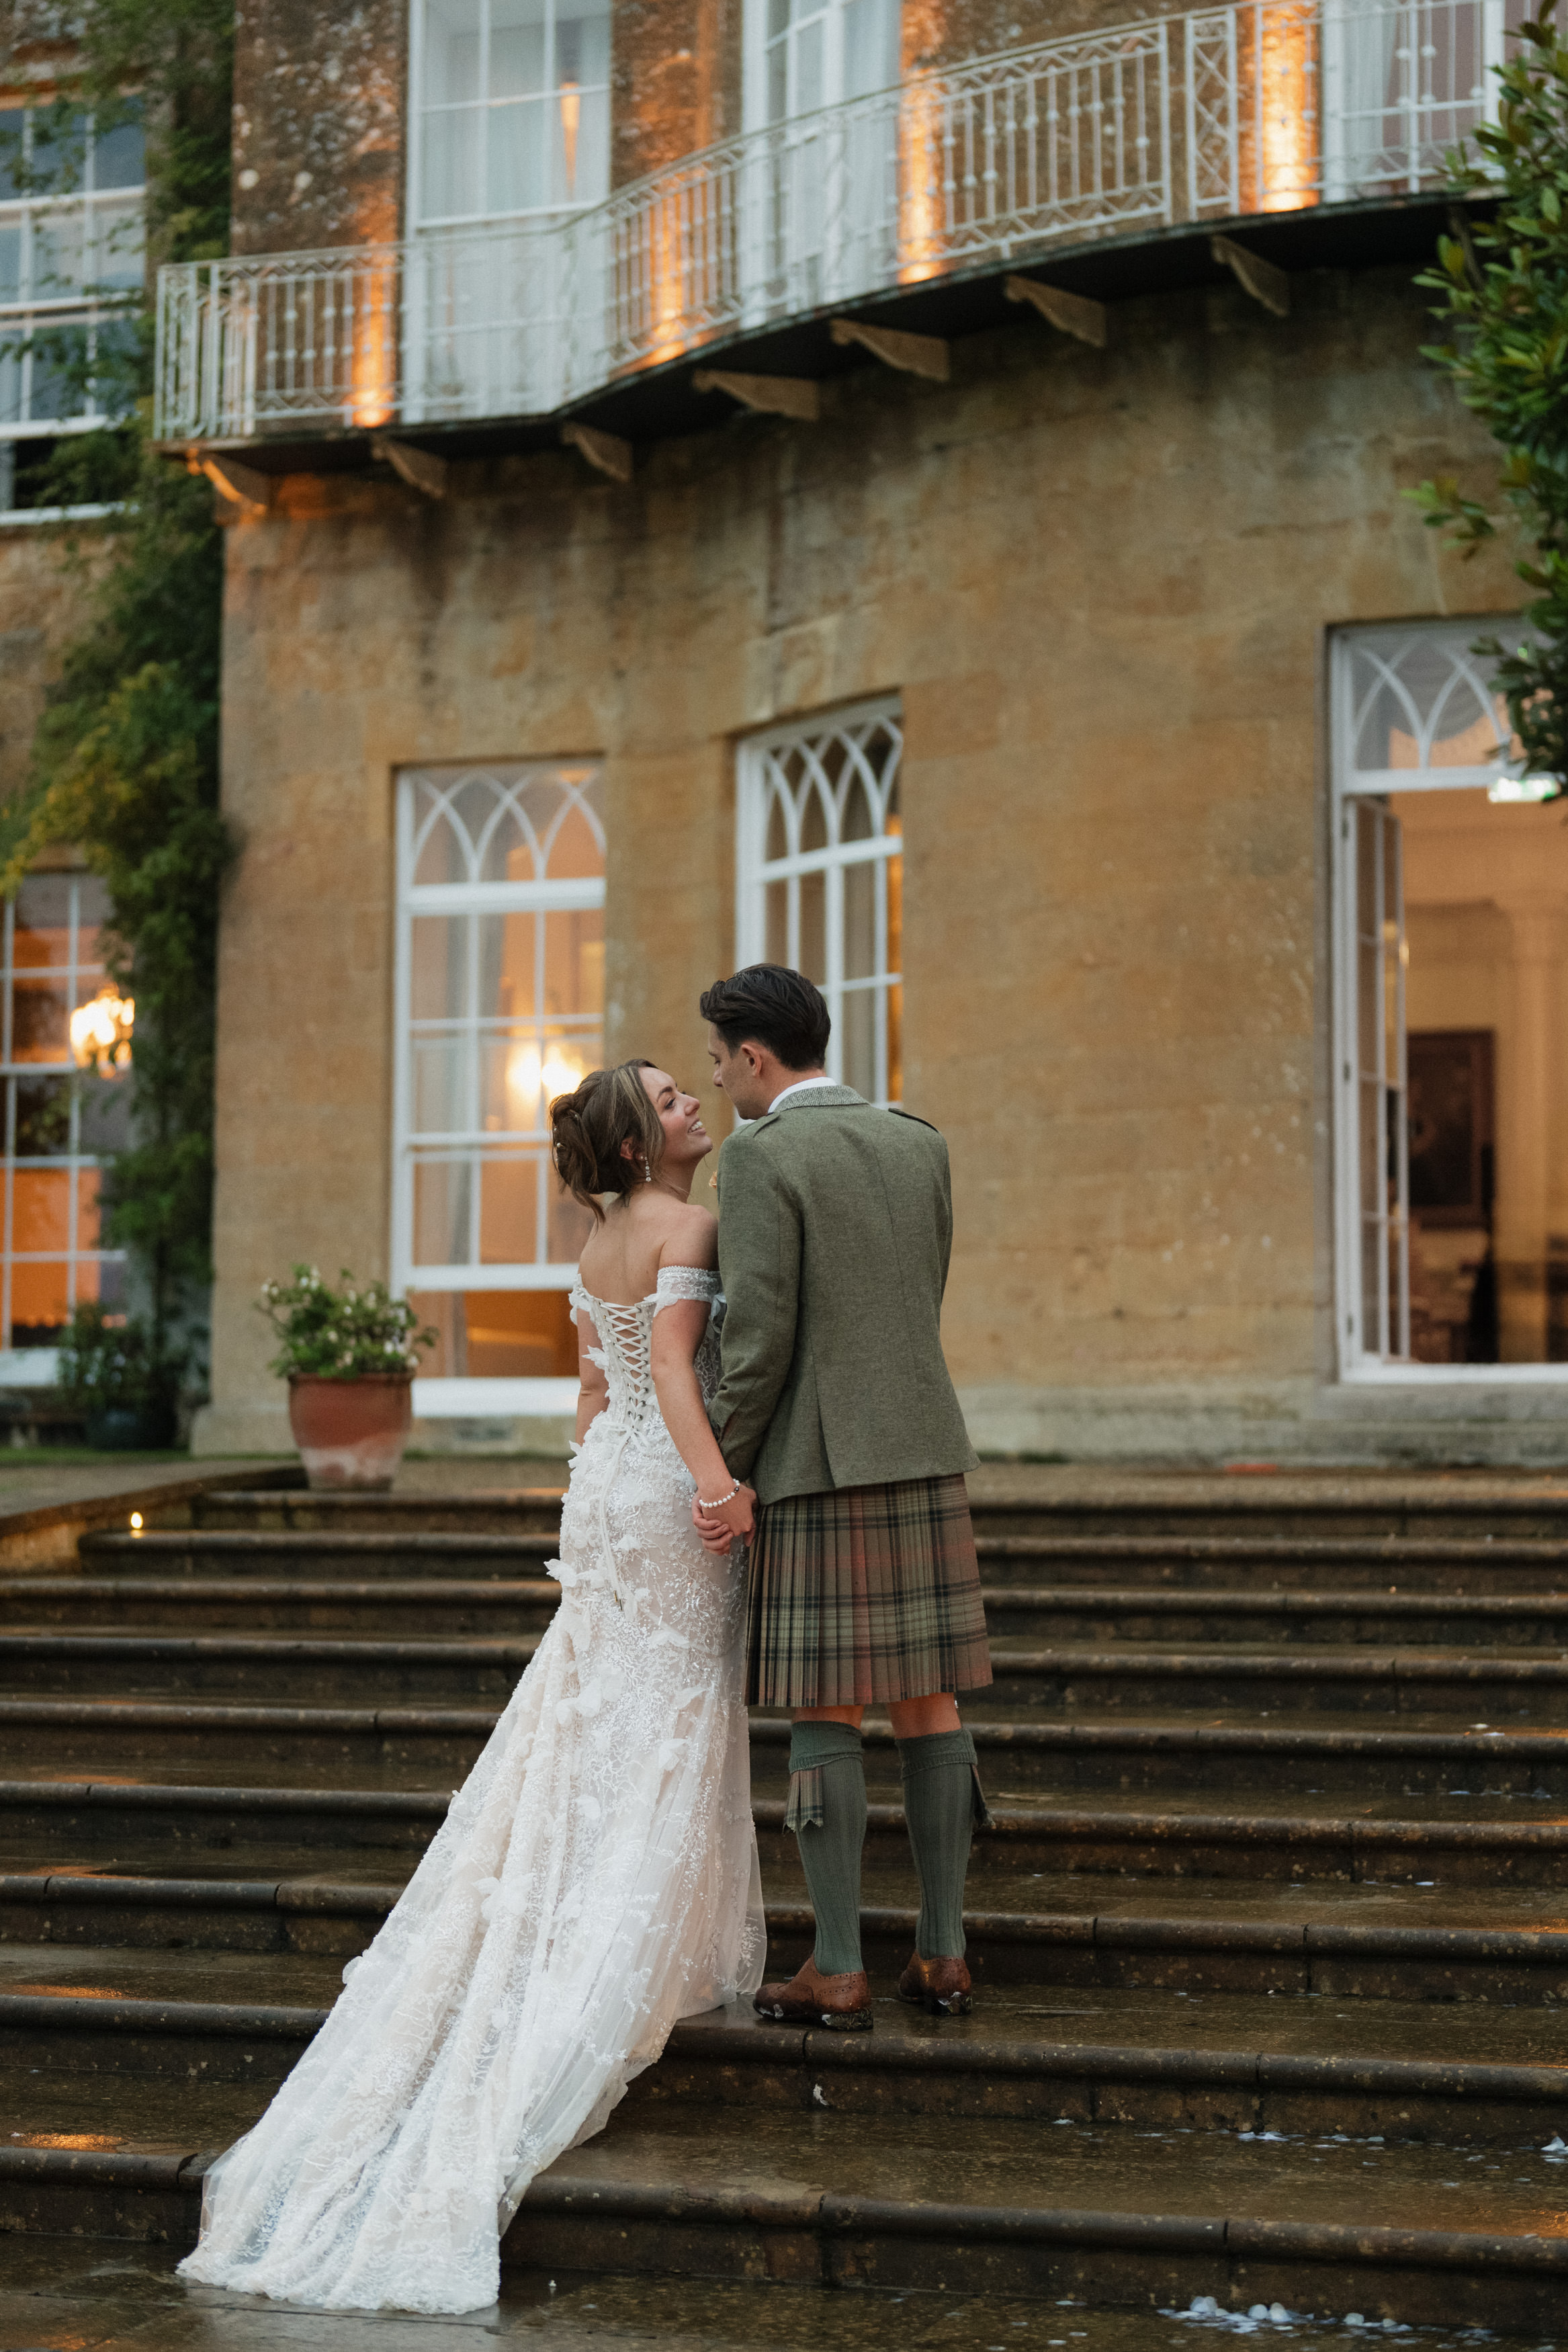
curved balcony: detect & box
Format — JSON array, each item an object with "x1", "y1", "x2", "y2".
[{"x1": 155, "y1": 0, "x2": 1514, "y2": 457}]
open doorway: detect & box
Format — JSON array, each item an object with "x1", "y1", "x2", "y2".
[{"x1": 1334, "y1": 623, "x2": 1563, "y2": 1374}]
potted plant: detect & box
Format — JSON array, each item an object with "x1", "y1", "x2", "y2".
[
  {"x1": 56, "y1": 1302, "x2": 185, "y2": 1452},
  {"x1": 259, "y1": 1266, "x2": 437, "y2": 1490}
]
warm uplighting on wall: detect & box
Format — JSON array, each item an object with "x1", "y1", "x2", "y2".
[
  {"x1": 70, "y1": 990, "x2": 134, "y2": 1077},
  {"x1": 898, "y1": 73, "x2": 943, "y2": 286},
  {"x1": 1254, "y1": 0, "x2": 1319, "y2": 212},
  {"x1": 349, "y1": 259, "x2": 398, "y2": 430}
]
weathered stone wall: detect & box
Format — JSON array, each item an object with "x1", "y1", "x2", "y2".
[
  {"x1": 612, "y1": 0, "x2": 742, "y2": 185},
  {"x1": 230, "y1": 0, "x2": 406, "y2": 255},
  {"x1": 198, "y1": 265, "x2": 1532, "y2": 1462}
]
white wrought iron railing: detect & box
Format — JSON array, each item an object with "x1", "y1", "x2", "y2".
[{"x1": 155, "y1": 0, "x2": 1520, "y2": 444}]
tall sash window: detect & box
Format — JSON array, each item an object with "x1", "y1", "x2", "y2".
[{"x1": 393, "y1": 762, "x2": 604, "y2": 1411}]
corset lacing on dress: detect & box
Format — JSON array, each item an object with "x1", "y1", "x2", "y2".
[{"x1": 566, "y1": 1265, "x2": 724, "y2": 1611}]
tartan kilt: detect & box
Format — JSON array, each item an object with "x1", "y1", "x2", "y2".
[{"x1": 744, "y1": 1473, "x2": 992, "y2": 1709}]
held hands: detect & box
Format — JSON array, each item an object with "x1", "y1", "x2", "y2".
[{"x1": 691, "y1": 1483, "x2": 757, "y2": 1555}]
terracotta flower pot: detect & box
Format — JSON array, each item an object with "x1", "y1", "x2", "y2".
[{"x1": 287, "y1": 1374, "x2": 413, "y2": 1491}]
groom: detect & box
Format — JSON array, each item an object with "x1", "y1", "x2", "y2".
[{"x1": 693, "y1": 964, "x2": 992, "y2": 2033}]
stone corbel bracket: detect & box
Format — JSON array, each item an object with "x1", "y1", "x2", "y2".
[
  {"x1": 1004, "y1": 274, "x2": 1108, "y2": 349},
  {"x1": 191, "y1": 450, "x2": 272, "y2": 518},
  {"x1": 692, "y1": 369, "x2": 821, "y2": 423},
  {"x1": 561, "y1": 421, "x2": 634, "y2": 481},
  {"x1": 1210, "y1": 234, "x2": 1291, "y2": 318},
  {"x1": 372, "y1": 437, "x2": 449, "y2": 498},
  {"x1": 829, "y1": 317, "x2": 949, "y2": 381}
]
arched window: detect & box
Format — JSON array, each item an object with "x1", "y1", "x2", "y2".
[
  {"x1": 736, "y1": 698, "x2": 903, "y2": 1105},
  {"x1": 394, "y1": 760, "x2": 604, "y2": 1409}
]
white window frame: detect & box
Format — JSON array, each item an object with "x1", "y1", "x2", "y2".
[
  {"x1": 742, "y1": 0, "x2": 900, "y2": 131},
  {"x1": 1330, "y1": 617, "x2": 1568, "y2": 1382},
  {"x1": 736, "y1": 694, "x2": 904, "y2": 1106},
  {"x1": 392, "y1": 761, "x2": 605, "y2": 1418},
  {"x1": 406, "y1": 0, "x2": 612, "y2": 234},
  {"x1": 0, "y1": 103, "x2": 144, "y2": 509}
]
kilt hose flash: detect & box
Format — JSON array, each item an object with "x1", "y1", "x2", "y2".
[{"x1": 743, "y1": 1472, "x2": 993, "y2": 1710}]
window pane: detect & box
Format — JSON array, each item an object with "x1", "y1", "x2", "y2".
[
  {"x1": 799, "y1": 868, "x2": 826, "y2": 982},
  {"x1": 480, "y1": 1150, "x2": 538, "y2": 1261},
  {"x1": 542, "y1": 906, "x2": 601, "y2": 1014},
  {"x1": 31, "y1": 109, "x2": 87, "y2": 197},
  {"x1": 413, "y1": 1034, "x2": 467, "y2": 1133},
  {"x1": 14, "y1": 1081, "x2": 69, "y2": 1159},
  {"x1": 11, "y1": 1258, "x2": 68, "y2": 1343},
  {"x1": 89, "y1": 199, "x2": 144, "y2": 293},
  {"x1": 75, "y1": 1164, "x2": 101, "y2": 1244},
  {"x1": 844, "y1": 856, "x2": 875, "y2": 979},
  {"x1": 0, "y1": 223, "x2": 19, "y2": 303},
  {"x1": 492, "y1": 0, "x2": 549, "y2": 99},
  {"x1": 542, "y1": 788, "x2": 603, "y2": 878},
  {"x1": 548, "y1": 1183, "x2": 596, "y2": 1265},
  {"x1": 0, "y1": 110, "x2": 24, "y2": 204},
  {"x1": 886, "y1": 977, "x2": 902, "y2": 1104},
  {"x1": 93, "y1": 110, "x2": 145, "y2": 190},
  {"x1": 411, "y1": 915, "x2": 468, "y2": 1019},
  {"x1": 841, "y1": 984, "x2": 875, "y2": 1098},
  {"x1": 425, "y1": 0, "x2": 485, "y2": 104},
  {"x1": 422, "y1": 106, "x2": 484, "y2": 218},
  {"x1": 414, "y1": 1155, "x2": 472, "y2": 1263},
  {"x1": 13, "y1": 1166, "x2": 68, "y2": 1251},
  {"x1": 33, "y1": 209, "x2": 85, "y2": 298},
  {"x1": 12, "y1": 979, "x2": 68, "y2": 1062},
  {"x1": 410, "y1": 1286, "x2": 578, "y2": 1377},
  {"x1": 14, "y1": 878, "x2": 71, "y2": 967},
  {"x1": 28, "y1": 326, "x2": 85, "y2": 421},
  {"x1": 765, "y1": 880, "x2": 788, "y2": 964}
]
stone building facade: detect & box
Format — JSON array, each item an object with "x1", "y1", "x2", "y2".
[{"x1": 159, "y1": 0, "x2": 1566, "y2": 1464}]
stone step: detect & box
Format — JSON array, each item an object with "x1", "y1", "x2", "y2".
[
  {"x1": 29, "y1": 1574, "x2": 1568, "y2": 1650},
  {"x1": 187, "y1": 1488, "x2": 566, "y2": 1536},
  {"x1": 7, "y1": 1697, "x2": 1568, "y2": 1801},
  {"x1": 75, "y1": 1527, "x2": 563, "y2": 1578},
  {"x1": 79, "y1": 1525, "x2": 1568, "y2": 1598},
  {"x1": 959, "y1": 1486, "x2": 1568, "y2": 1542},
  {"x1": 0, "y1": 1576, "x2": 564, "y2": 1632},
  {"x1": 9, "y1": 1864, "x2": 1567, "y2": 1999},
  {"x1": 0, "y1": 2243, "x2": 1492, "y2": 2352},
  {"x1": 2, "y1": 1952, "x2": 1565, "y2": 2140},
  {"x1": 4, "y1": 2093, "x2": 1567, "y2": 2326},
  {"x1": 4, "y1": 1773, "x2": 1567, "y2": 1883},
  {"x1": 11, "y1": 1629, "x2": 1568, "y2": 1716},
  {"x1": 973, "y1": 1534, "x2": 1568, "y2": 1594}
]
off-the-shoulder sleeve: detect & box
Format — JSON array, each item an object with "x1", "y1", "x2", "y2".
[{"x1": 653, "y1": 1264, "x2": 722, "y2": 1311}]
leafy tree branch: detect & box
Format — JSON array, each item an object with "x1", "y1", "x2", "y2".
[{"x1": 1411, "y1": 0, "x2": 1568, "y2": 788}]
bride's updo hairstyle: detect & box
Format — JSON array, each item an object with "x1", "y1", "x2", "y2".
[{"x1": 550, "y1": 1059, "x2": 666, "y2": 1221}]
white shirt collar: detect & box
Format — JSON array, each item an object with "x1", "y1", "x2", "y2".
[{"x1": 767, "y1": 1075, "x2": 837, "y2": 1113}]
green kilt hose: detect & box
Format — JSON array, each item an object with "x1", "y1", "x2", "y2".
[{"x1": 744, "y1": 1472, "x2": 992, "y2": 1710}]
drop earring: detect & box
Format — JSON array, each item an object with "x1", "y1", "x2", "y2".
[{"x1": 643, "y1": 1158, "x2": 653, "y2": 1183}]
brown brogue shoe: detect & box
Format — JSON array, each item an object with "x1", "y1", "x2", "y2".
[
  {"x1": 896, "y1": 1951, "x2": 973, "y2": 2017},
  {"x1": 752, "y1": 1956, "x2": 873, "y2": 2032}
]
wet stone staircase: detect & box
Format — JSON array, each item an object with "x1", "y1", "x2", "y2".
[{"x1": 3, "y1": 1472, "x2": 1568, "y2": 2330}]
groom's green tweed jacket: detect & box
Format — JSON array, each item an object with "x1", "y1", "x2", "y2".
[{"x1": 708, "y1": 1083, "x2": 978, "y2": 1505}]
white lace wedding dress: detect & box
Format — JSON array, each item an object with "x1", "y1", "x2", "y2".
[{"x1": 177, "y1": 1266, "x2": 765, "y2": 2316}]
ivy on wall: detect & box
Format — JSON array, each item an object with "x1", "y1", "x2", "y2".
[
  {"x1": 0, "y1": 0, "x2": 234, "y2": 1349},
  {"x1": 1411, "y1": 0, "x2": 1568, "y2": 790}
]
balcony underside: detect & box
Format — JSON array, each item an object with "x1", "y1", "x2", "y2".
[{"x1": 166, "y1": 192, "x2": 1465, "y2": 478}]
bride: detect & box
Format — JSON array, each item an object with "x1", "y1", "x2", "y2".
[{"x1": 179, "y1": 1059, "x2": 765, "y2": 2316}]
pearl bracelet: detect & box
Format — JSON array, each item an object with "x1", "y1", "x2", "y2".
[{"x1": 698, "y1": 1478, "x2": 742, "y2": 1511}]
